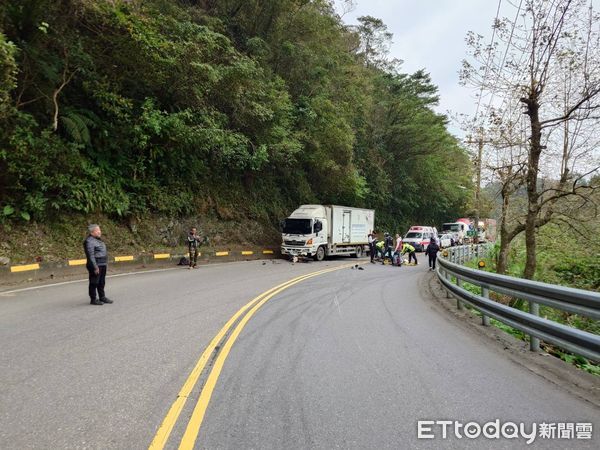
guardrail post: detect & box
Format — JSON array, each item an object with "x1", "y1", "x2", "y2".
[
  {"x1": 456, "y1": 278, "x2": 464, "y2": 310},
  {"x1": 481, "y1": 286, "x2": 490, "y2": 326},
  {"x1": 530, "y1": 301, "x2": 540, "y2": 352},
  {"x1": 444, "y1": 269, "x2": 451, "y2": 298}
]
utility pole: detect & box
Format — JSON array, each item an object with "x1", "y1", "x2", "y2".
[
  {"x1": 465, "y1": 128, "x2": 487, "y2": 244},
  {"x1": 474, "y1": 129, "x2": 484, "y2": 244}
]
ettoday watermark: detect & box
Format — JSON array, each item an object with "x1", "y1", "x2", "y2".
[{"x1": 417, "y1": 420, "x2": 593, "y2": 444}]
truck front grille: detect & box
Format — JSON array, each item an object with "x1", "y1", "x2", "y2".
[{"x1": 284, "y1": 240, "x2": 306, "y2": 246}]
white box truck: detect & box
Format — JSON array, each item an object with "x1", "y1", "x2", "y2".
[
  {"x1": 280, "y1": 205, "x2": 375, "y2": 261},
  {"x1": 441, "y1": 222, "x2": 468, "y2": 245}
]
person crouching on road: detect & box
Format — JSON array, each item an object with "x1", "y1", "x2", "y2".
[
  {"x1": 402, "y1": 242, "x2": 418, "y2": 265},
  {"x1": 84, "y1": 224, "x2": 112, "y2": 305},
  {"x1": 187, "y1": 226, "x2": 202, "y2": 269},
  {"x1": 375, "y1": 239, "x2": 385, "y2": 260},
  {"x1": 425, "y1": 238, "x2": 440, "y2": 271}
]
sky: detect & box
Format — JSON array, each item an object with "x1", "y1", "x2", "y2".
[
  {"x1": 334, "y1": 0, "x2": 599, "y2": 181},
  {"x1": 333, "y1": 0, "x2": 515, "y2": 137}
]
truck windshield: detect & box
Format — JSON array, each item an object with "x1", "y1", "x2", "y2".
[
  {"x1": 405, "y1": 232, "x2": 422, "y2": 239},
  {"x1": 442, "y1": 224, "x2": 460, "y2": 232},
  {"x1": 282, "y1": 219, "x2": 312, "y2": 234}
]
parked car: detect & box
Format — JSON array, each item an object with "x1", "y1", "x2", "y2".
[{"x1": 438, "y1": 233, "x2": 454, "y2": 248}]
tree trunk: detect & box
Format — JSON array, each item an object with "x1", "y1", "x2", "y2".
[
  {"x1": 496, "y1": 186, "x2": 511, "y2": 274},
  {"x1": 522, "y1": 93, "x2": 543, "y2": 280}
]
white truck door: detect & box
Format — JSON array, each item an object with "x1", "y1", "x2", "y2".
[{"x1": 342, "y1": 211, "x2": 351, "y2": 243}]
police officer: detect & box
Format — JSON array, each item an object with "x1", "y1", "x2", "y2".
[
  {"x1": 368, "y1": 231, "x2": 376, "y2": 263},
  {"x1": 84, "y1": 224, "x2": 112, "y2": 305},
  {"x1": 402, "y1": 242, "x2": 418, "y2": 265}
]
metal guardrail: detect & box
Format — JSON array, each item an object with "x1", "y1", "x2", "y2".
[{"x1": 436, "y1": 244, "x2": 600, "y2": 362}]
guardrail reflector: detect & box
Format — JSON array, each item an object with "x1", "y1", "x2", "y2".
[
  {"x1": 115, "y1": 255, "x2": 134, "y2": 262},
  {"x1": 262, "y1": 250, "x2": 274, "y2": 255},
  {"x1": 10, "y1": 263, "x2": 40, "y2": 273},
  {"x1": 68, "y1": 259, "x2": 87, "y2": 266},
  {"x1": 154, "y1": 254, "x2": 170, "y2": 259},
  {"x1": 241, "y1": 251, "x2": 254, "y2": 256},
  {"x1": 215, "y1": 251, "x2": 229, "y2": 257}
]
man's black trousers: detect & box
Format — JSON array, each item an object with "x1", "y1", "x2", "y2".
[{"x1": 87, "y1": 264, "x2": 107, "y2": 300}]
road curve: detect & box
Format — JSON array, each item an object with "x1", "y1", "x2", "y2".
[
  {"x1": 0, "y1": 259, "x2": 598, "y2": 449},
  {"x1": 196, "y1": 263, "x2": 599, "y2": 450}
]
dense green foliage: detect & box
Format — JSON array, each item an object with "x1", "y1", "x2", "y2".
[{"x1": 0, "y1": 0, "x2": 472, "y2": 231}]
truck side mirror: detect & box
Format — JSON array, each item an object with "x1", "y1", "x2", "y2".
[
  {"x1": 314, "y1": 220, "x2": 323, "y2": 233},
  {"x1": 279, "y1": 220, "x2": 285, "y2": 231}
]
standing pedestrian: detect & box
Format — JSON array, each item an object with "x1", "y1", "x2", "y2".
[
  {"x1": 187, "y1": 227, "x2": 202, "y2": 269},
  {"x1": 425, "y1": 238, "x2": 440, "y2": 271},
  {"x1": 394, "y1": 234, "x2": 403, "y2": 266},
  {"x1": 84, "y1": 224, "x2": 112, "y2": 305},
  {"x1": 381, "y1": 232, "x2": 394, "y2": 264},
  {"x1": 368, "y1": 231, "x2": 376, "y2": 263}
]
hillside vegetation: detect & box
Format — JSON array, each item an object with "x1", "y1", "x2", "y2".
[{"x1": 0, "y1": 0, "x2": 473, "y2": 261}]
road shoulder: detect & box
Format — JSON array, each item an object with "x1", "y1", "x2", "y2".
[{"x1": 422, "y1": 271, "x2": 600, "y2": 409}]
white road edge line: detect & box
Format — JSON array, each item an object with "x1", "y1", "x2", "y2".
[{"x1": 0, "y1": 260, "x2": 276, "y2": 296}]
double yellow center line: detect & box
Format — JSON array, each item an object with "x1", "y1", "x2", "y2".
[{"x1": 149, "y1": 263, "x2": 357, "y2": 450}]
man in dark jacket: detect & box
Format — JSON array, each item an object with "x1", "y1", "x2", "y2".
[
  {"x1": 425, "y1": 239, "x2": 440, "y2": 271},
  {"x1": 381, "y1": 232, "x2": 394, "y2": 264},
  {"x1": 84, "y1": 224, "x2": 112, "y2": 305}
]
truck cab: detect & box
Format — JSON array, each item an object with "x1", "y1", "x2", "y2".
[
  {"x1": 280, "y1": 205, "x2": 328, "y2": 260},
  {"x1": 441, "y1": 222, "x2": 467, "y2": 245}
]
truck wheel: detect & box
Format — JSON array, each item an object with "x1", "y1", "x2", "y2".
[
  {"x1": 352, "y1": 246, "x2": 363, "y2": 258},
  {"x1": 314, "y1": 246, "x2": 326, "y2": 261}
]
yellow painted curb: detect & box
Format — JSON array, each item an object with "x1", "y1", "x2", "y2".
[
  {"x1": 262, "y1": 250, "x2": 274, "y2": 255},
  {"x1": 114, "y1": 255, "x2": 134, "y2": 262},
  {"x1": 154, "y1": 254, "x2": 170, "y2": 259},
  {"x1": 10, "y1": 263, "x2": 40, "y2": 273},
  {"x1": 68, "y1": 259, "x2": 87, "y2": 266},
  {"x1": 215, "y1": 251, "x2": 229, "y2": 257},
  {"x1": 241, "y1": 251, "x2": 254, "y2": 256}
]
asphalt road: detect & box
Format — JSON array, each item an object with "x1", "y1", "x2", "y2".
[{"x1": 0, "y1": 258, "x2": 598, "y2": 449}]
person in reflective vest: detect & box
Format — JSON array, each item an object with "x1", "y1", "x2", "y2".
[
  {"x1": 375, "y1": 239, "x2": 385, "y2": 259},
  {"x1": 402, "y1": 242, "x2": 418, "y2": 265}
]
